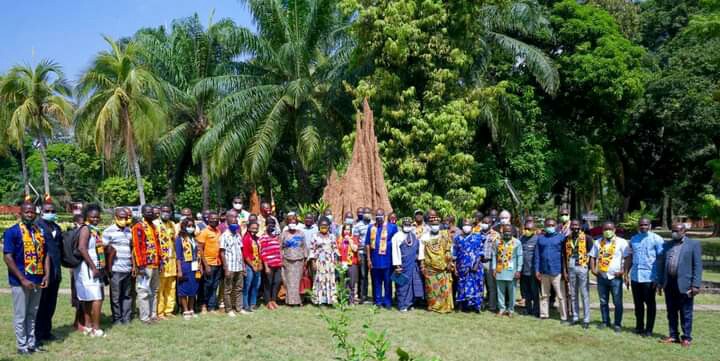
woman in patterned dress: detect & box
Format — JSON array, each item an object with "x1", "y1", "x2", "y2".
[
  {"x1": 420, "y1": 216, "x2": 455, "y2": 313},
  {"x1": 309, "y1": 217, "x2": 338, "y2": 305},
  {"x1": 281, "y1": 213, "x2": 308, "y2": 306}
]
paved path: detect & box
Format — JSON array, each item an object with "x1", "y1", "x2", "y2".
[{"x1": 2, "y1": 288, "x2": 720, "y2": 311}]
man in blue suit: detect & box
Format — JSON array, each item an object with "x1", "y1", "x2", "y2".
[{"x1": 656, "y1": 222, "x2": 702, "y2": 348}]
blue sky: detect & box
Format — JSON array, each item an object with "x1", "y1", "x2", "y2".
[{"x1": 0, "y1": 0, "x2": 254, "y2": 82}]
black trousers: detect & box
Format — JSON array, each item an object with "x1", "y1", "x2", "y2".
[
  {"x1": 35, "y1": 274, "x2": 60, "y2": 340},
  {"x1": 358, "y1": 253, "x2": 369, "y2": 302},
  {"x1": 631, "y1": 281, "x2": 656, "y2": 334},
  {"x1": 110, "y1": 272, "x2": 134, "y2": 324},
  {"x1": 665, "y1": 276, "x2": 695, "y2": 341},
  {"x1": 520, "y1": 274, "x2": 540, "y2": 317},
  {"x1": 263, "y1": 267, "x2": 282, "y2": 302}
]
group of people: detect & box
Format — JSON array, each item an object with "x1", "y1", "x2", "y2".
[{"x1": 3, "y1": 199, "x2": 704, "y2": 355}]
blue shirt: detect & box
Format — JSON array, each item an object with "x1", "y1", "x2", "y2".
[
  {"x1": 534, "y1": 232, "x2": 565, "y2": 276},
  {"x1": 3, "y1": 223, "x2": 48, "y2": 287},
  {"x1": 365, "y1": 223, "x2": 397, "y2": 269},
  {"x1": 629, "y1": 231, "x2": 664, "y2": 283}
]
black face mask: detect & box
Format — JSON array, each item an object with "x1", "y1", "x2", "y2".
[{"x1": 208, "y1": 220, "x2": 219, "y2": 227}]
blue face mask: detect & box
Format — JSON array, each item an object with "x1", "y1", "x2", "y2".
[
  {"x1": 545, "y1": 226, "x2": 556, "y2": 235},
  {"x1": 229, "y1": 224, "x2": 240, "y2": 234},
  {"x1": 42, "y1": 213, "x2": 57, "y2": 223}
]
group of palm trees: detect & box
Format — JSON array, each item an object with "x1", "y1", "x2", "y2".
[{"x1": 0, "y1": 0, "x2": 558, "y2": 208}]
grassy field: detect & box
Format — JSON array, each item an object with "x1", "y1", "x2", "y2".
[{"x1": 0, "y1": 294, "x2": 719, "y2": 361}]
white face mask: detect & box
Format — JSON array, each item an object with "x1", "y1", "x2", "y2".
[
  {"x1": 344, "y1": 218, "x2": 354, "y2": 225},
  {"x1": 233, "y1": 203, "x2": 243, "y2": 210},
  {"x1": 430, "y1": 225, "x2": 440, "y2": 233},
  {"x1": 402, "y1": 226, "x2": 413, "y2": 233},
  {"x1": 462, "y1": 225, "x2": 472, "y2": 234},
  {"x1": 480, "y1": 223, "x2": 489, "y2": 231},
  {"x1": 186, "y1": 227, "x2": 195, "y2": 234},
  {"x1": 500, "y1": 218, "x2": 510, "y2": 225},
  {"x1": 288, "y1": 223, "x2": 298, "y2": 231}
]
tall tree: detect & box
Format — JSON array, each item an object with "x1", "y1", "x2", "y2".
[
  {"x1": 76, "y1": 36, "x2": 166, "y2": 205},
  {"x1": 193, "y1": 0, "x2": 354, "y2": 189},
  {"x1": 0, "y1": 60, "x2": 73, "y2": 196},
  {"x1": 342, "y1": 0, "x2": 559, "y2": 215},
  {"x1": 135, "y1": 13, "x2": 243, "y2": 209}
]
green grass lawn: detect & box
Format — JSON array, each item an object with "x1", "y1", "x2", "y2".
[{"x1": 0, "y1": 294, "x2": 719, "y2": 361}]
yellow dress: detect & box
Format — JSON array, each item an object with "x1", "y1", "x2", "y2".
[{"x1": 421, "y1": 231, "x2": 454, "y2": 313}]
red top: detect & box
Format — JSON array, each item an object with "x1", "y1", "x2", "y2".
[
  {"x1": 242, "y1": 232, "x2": 261, "y2": 267},
  {"x1": 259, "y1": 234, "x2": 283, "y2": 268},
  {"x1": 336, "y1": 235, "x2": 360, "y2": 265}
]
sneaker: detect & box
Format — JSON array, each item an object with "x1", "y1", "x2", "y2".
[
  {"x1": 399, "y1": 308, "x2": 408, "y2": 313},
  {"x1": 90, "y1": 329, "x2": 106, "y2": 338},
  {"x1": 228, "y1": 311, "x2": 237, "y2": 317},
  {"x1": 681, "y1": 340, "x2": 692, "y2": 348},
  {"x1": 660, "y1": 336, "x2": 679, "y2": 344},
  {"x1": 183, "y1": 312, "x2": 192, "y2": 320},
  {"x1": 82, "y1": 327, "x2": 93, "y2": 336},
  {"x1": 240, "y1": 309, "x2": 250, "y2": 315},
  {"x1": 614, "y1": 326, "x2": 622, "y2": 334}
]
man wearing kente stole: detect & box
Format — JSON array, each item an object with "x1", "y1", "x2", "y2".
[
  {"x1": 132, "y1": 205, "x2": 162, "y2": 324},
  {"x1": 590, "y1": 221, "x2": 630, "y2": 333},
  {"x1": 565, "y1": 219, "x2": 593, "y2": 328},
  {"x1": 492, "y1": 224, "x2": 523, "y2": 316},
  {"x1": 365, "y1": 208, "x2": 397, "y2": 309},
  {"x1": 4, "y1": 202, "x2": 50, "y2": 355},
  {"x1": 420, "y1": 215, "x2": 455, "y2": 313},
  {"x1": 157, "y1": 205, "x2": 177, "y2": 319}
]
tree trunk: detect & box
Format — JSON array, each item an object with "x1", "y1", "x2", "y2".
[
  {"x1": 215, "y1": 180, "x2": 223, "y2": 210},
  {"x1": 123, "y1": 105, "x2": 145, "y2": 205},
  {"x1": 662, "y1": 192, "x2": 670, "y2": 229},
  {"x1": 165, "y1": 166, "x2": 176, "y2": 204},
  {"x1": 201, "y1": 154, "x2": 210, "y2": 211},
  {"x1": 38, "y1": 136, "x2": 51, "y2": 196},
  {"x1": 19, "y1": 144, "x2": 30, "y2": 195}
]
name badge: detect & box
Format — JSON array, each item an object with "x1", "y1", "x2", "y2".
[{"x1": 191, "y1": 261, "x2": 199, "y2": 271}]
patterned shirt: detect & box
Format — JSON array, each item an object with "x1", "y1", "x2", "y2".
[
  {"x1": 352, "y1": 221, "x2": 371, "y2": 253},
  {"x1": 220, "y1": 230, "x2": 244, "y2": 272},
  {"x1": 102, "y1": 224, "x2": 133, "y2": 273},
  {"x1": 259, "y1": 234, "x2": 283, "y2": 268}
]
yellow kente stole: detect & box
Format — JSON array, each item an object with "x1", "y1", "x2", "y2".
[
  {"x1": 495, "y1": 239, "x2": 514, "y2": 273},
  {"x1": 88, "y1": 224, "x2": 105, "y2": 268},
  {"x1": 143, "y1": 220, "x2": 159, "y2": 265},
  {"x1": 181, "y1": 236, "x2": 201, "y2": 279},
  {"x1": 251, "y1": 236, "x2": 262, "y2": 269},
  {"x1": 370, "y1": 225, "x2": 388, "y2": 255},
  {"x1": 19, "y1": 223, "x2": 45, "y2": 275},
  {"x1": 159, "y1": 221, "x2": 176, "y2": 262},
  {"x1": 597, "y1": 238, "x2": 616, "y2": 273},
  {"x1": 566, "y1": 232, "x2": 589, "y2": 267}
]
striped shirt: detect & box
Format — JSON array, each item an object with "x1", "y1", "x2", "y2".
[
  {"x1": 102, "y1": 224, "x2": 133, "y2": 273},
  {"x1": 259, "y1": 234, "x2": 283, "y2": 268},
  {"x1": 220, "y1": 230, "x2": 244, "y2": 272}
]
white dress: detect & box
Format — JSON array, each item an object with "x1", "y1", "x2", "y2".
[{"x1": 74, "y1": 230, "x2": 104, "y2": 301}]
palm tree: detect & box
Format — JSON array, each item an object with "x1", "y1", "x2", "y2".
[
  {"x1": 193, "y1": 0, "x2": 354, "y2": 185},
  {"x1": 135, "y1": 13, "x2": 243, "y2": 209},
  {"x1": 0, "y1": 60, "x2": 73, "y2": 196},
  {"x1": 76, "y1": 36, "x2": 166, "y2": 205}
]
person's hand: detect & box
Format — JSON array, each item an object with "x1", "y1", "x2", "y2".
[
  {"x1": 492, "y1": 271, "x2": 497, "y2": 278},
  {"x1": 624, "y1": 275, "x2": 630, "y2": 289},
  {"x1": 657, "y1": 287, "x2": 663, "y2": 296},
  {"x1": 131, "y1": 267, "x2": 137, "y2": 278},
  {"x1": 514, "y1": 272, "x2": 521, "y2": 280},
  {"x1": 265, "y1": 267, "x2": 271, "y2": 275},
  {"x1": 688, "y1": 287, "x2": 700, "y2": 297},
  {"x1": 40, "y1": 275, "x2": 49, "y2": 289},
  {"x1": 90, "y1": 267, "x2": 101, "y2": 279},
  {"x1": 205, "y1": 265, "x2": 212, "y2": 275},
  {"x1": 563, "y1": 272, "x2": 568, "y2": 281},
  {"x1": 394, "y1": 266, "x2": 403, "y2": 274},
  {"x1": 225, "y1": 269, "x2": 231, "y2": 278},
  {"x1": 20, "y1": 278, "x2": 35, "y2": 290},
  {"x1": 535, "y1": 272, "x2": 541, "y2": 281},
  {"x1": 177, "y1": 270, "x2": 184, "y2": 281},
  {"x1": 368, "y1": 260, "x2": 373, "y2": 270}
]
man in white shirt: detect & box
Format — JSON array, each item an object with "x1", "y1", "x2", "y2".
[{"x1": 589, "y1": 221, "x2": 631, "y2": 333}]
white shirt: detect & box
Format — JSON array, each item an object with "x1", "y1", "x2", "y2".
[
  {"x1": 391, "y1": 231, "x2": 424, "y2": 266},
  {"x1": 590, "y1": 236, "x2": 630, "y2": 280}
]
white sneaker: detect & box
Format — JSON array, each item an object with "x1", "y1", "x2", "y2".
[
  {"x1": 82, "y1": 327, "x2": 93, "y2": 336},
  {"x1": 228, "y1": 311, "x2": 237, "y2": 317},
  {"x1": 90, "y1": 329, "x2": 106, "y2": 338},
  {"x1": 239, "y1": 309, "x2": 250, "y2": 315}
]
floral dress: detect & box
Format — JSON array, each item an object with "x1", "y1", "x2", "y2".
[
  {"x1": 453, "y1": 232, "x2": 484, "y2": 310},
  {"x1": 310, "y1": 233, "x2": 338, "y2": 304}
]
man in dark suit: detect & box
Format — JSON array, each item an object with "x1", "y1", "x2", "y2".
[
  {"x1": 35, "y1": 198, "x2": 63, "y2": 343},
  {"x1": 656, "y1": 222, "x2": 702, "y2": 348}
]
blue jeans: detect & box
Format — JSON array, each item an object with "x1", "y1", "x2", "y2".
[
  {"x1": 203, "y1": 266, "x2": 222, "y2": 310},
  {"x1": 665, "y1": 275, "x2": 694, "y2": 341},
  {"x1": 597, "y1": 275, "x2": 623, "y2": 327},
  {"x1": 243, "y1": 264, "x2": 261, "y2": 311}
]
